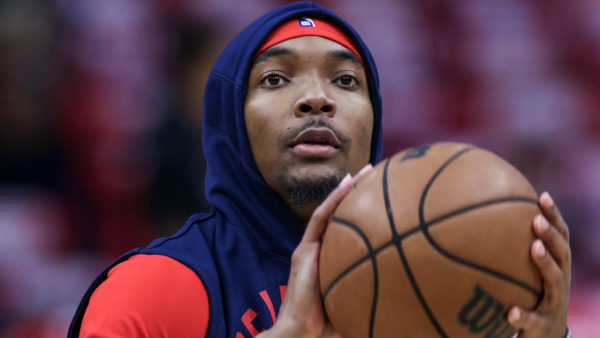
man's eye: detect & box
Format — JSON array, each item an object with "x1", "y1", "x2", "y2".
[
  {"x1": 336, "y1": 75, "x2": 357, "y2": 87},
  {"x1": 262, "y1": 74, "x2": 285, "y2": 87}
]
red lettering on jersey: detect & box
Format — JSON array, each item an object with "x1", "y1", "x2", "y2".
[
  {"x1": 259, "y1": 290, "x2": 277, "y2": 324},
  {"x1": 241, "y1": 308, "x2": 259, "y2": 336},
  {"x1": 239, "y1": 285, "x2": 288, "y2": 336},
  {"x1": 279, "y1": 285, "x2": 286, "y2": 303}
]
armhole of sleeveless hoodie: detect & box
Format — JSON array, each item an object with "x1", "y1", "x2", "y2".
[{"x1": 79, "y1": 254, "x2": 210, "y2": 337}]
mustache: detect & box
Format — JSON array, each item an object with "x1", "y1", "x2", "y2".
[{"x1": 280, "y1": 119, "x2": 351, "y2": 146}]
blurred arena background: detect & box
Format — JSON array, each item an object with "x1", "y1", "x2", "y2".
[{"x1": 0, "y1": 0, "x2": 598, "y2": 336}]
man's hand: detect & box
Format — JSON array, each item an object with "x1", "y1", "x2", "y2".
[
  {"x1": 508, "y1": 192, "x2": 571, "y2": 338},
  {"x1": 259, "y1": 164, "x2": 373, "y2": 338}
]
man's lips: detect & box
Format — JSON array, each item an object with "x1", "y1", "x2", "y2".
[
  {"x1": 292, "y1": 143, "x2": 338, "y2": 156},
  {"x1": 289, "y1": 128, "x2": 342, "y2": 157}
]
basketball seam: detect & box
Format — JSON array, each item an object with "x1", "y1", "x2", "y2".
[
  {"x1": 384, "y1": 157, "x2": 449, "y2": 338},
  {"x1": 323, "y1": 216, "x2": 379, "y2": 338},
  {"x1": 418, "y1": 147, "x2": 542, "y2": 297},
  {"x1": 321, "y1": 198, "x2": 540, "y2": 301}
]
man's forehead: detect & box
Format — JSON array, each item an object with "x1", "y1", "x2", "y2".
[{"x1": 253, "y1": 36, "x2": 362, "y2": 66}]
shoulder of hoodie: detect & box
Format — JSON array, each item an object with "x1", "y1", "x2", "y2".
[{"x1": 141, "y1": 210, "x2": 231, "y2": 256}]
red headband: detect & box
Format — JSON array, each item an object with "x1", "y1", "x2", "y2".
[{"x1": 254, "y1": 18, "x2": 363, "y2": 63}]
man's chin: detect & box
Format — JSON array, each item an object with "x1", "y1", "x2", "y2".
[{"x1": 285, "y1": 173, "x2": 341, "y2": 210}]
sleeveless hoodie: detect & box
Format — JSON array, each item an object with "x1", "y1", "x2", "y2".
[{"x1": 68, "y1": 1, "x2": 382, "y2": 337}]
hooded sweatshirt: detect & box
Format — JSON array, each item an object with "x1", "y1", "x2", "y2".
[{"x1": 68, "y1": 1, "x2": 382, "y2": 337}]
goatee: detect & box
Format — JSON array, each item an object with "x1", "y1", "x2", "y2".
[{"x1": 288, "y1": 175, "x2": 340, "y2": 209}]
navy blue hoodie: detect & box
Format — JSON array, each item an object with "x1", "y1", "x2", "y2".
[{"x1": 69, "y1": 1, "x2": 382, "y2": 337}]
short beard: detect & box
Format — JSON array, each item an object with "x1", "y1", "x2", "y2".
[{"x1": 287, "y1": 175, "x2": 340, "y2": 210}]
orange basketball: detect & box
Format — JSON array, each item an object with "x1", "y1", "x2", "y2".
[{"x1": 319, "y1": 142, "x2": 542, "y2": 338}]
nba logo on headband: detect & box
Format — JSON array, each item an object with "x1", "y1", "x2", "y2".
[
  {"x1": 254, "y1": 17, "x2": 363, "y2": 64},
  {"x1": 298, "y1": 18, "x2": 315, "y2": 27}
]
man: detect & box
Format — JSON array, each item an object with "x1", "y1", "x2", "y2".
[{"x1": 69, "y1": 2, "x2": 571, "y2": 337}]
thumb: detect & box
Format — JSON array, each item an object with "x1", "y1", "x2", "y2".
[
  {"x1": 301, "y1": 173, "x2": 353, "y2": 243},
  {"x1": 508, "y1": 306, "x2": 548, "y2": 338}
]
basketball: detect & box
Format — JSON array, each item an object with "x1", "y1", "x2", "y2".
[{"x1": 319, "y1": 142, "x2": 543, "y2": 338}]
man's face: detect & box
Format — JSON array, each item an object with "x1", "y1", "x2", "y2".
[{"x1": 244, "y1": 36, "x2": 373, "y2": 222}]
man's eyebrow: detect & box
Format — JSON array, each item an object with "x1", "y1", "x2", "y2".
[
  {"x1": 253, "y1": 46, "x2": 296, "y2": 65},
  {"x1": 328, "y1": 49, "x2": 362, "y2": 65}
]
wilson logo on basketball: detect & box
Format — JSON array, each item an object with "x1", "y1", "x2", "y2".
[{"x1": 457, "y1": 285, "x2": 515, "y2": 338}]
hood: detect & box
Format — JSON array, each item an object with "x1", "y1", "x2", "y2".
[{"x1": 201, "y1": 1, "x2": 383, "y2": 257}]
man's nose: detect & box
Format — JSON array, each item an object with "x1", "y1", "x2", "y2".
[{"x1": 293, "y1": 80, "x2": 336, "y2": 118}]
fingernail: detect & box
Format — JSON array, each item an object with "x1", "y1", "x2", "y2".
[
  {"x1": 339, "y1": 173, "x2": 352, "y2": 188},
  {"x1": 533, "y1": 239, "x2": 545, "y2": 257},
  {"x1": 508, "y1": 307, "x2": 520, "y2": 322},
  {"x1": 541, "y1": 191, "x2": 554, "y2": 208},
  {"x1": 358, "y1": 163, "x2": 373, "y2": 176},
  {"x1": 535, "y1": 214, "x2": 549, "y2": 233}
]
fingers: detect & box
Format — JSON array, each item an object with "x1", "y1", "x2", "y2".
[
  {"x1": 280, "y1": 165, "x2": 373, "y2": 337},
  {"x1": 278, "y1": 242, "x2": 327, "y2": 337},
  {"x1": 302, "y1": 163, "x2": 374, "y2": 243},
  {"x1": 302, "y1": 174, "x2": 353, "y2": 243},
  {"x1": 354, "y1": 163, "x2": 373, "y2": 182},
  {"x1": 288, "y1": 243, "x2": 321, "y2": 299},
  {"x1": 531, "y1": 239, "x2": 563, "y2": 308},
  {"x1": 507, "y1": 306, "x2": 550, "y2": 337},
  {"x1": 532, "y1": 193, "x2": 572, "y2": 301},
  {"x1": 518, "y1": 192, "x2": 571, "y2": 338},
  {"x1": 532, "y1": 214, "x2": 571, "y2": 269},
  {"x1": 539, "y1": 192, "x2": 569, "y2": 242}
]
